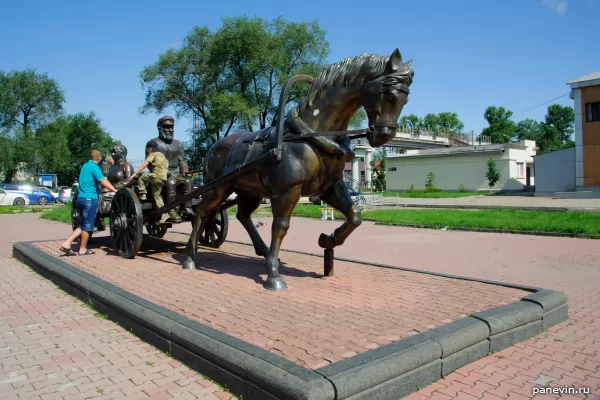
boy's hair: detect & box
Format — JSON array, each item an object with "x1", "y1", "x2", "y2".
[{"x1": 146, "y1": 140, "x2": 160, "y2": 153}]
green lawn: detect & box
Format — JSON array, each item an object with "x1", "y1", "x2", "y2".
[
  {"x1": 0, "y1": 205, "x2": 48, "y2": 214},
  {"x1": 381, "y1": 191, "x2": 485, "y2": 198},
  {"x1": 291, "y1": 204, "x2": 600, "y2": 237},
  {"x1": 41, "y1": 204, "x2": 72, "y2": 224},
  {"x1": 42, "y1": 202, "x2": 600, "y2": 237}
]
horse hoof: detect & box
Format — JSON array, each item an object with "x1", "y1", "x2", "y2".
[
  {"x1": 318, "y1": 233, "x2": 334, "y2": 249},
  {"x1": 182, "y1": 261, "x2": 196, "y2": 270},
  {"x1": 263, "y1": 277, "x2": 288, "y2": 291}
]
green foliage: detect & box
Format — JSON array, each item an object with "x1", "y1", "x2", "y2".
[
  {"x1": 0, "y1": 69, "x2": 65, "y2": 181},
  {"x1": 458, "y1": 184, "x2": 465, "y2": 192},
  {"x1": 540, "y1": 104, "x2": 575, "y2": 153},
  {"x1": 399, "y1": 114, "x2": 422, "y2": 130},
  {"x1": 0, "y1": 68, "x2": 65, "y2": 133},
  {"x1": 486, "y1": 158, "x2": 501, "y2": 189},
  {"x1": 399, "y1": 112, "x2": 464, "y2": 135},
  {"x1": 290, "y1": 205, "x2": 600, "y2": 237},
  {"x1": 481, "y1": 104, "x2": 574, "y2": 153},
  {"x1": 139, "y1": 16, "x2": 330, "y2": 167},
  {"x1": 348, "y1": 109, "x2": 367, "y2": 129},
  {"x1": 41, "y1": 202, "x2": 72, "y2": 223},
  {"x1": 425, "y1": 171, "x2": 436, "y2": 189},
  {"x1": 481, "y1": 106, "x2": 516, "y2": 144},
  {"x1": 35, "y1": 112, "x2": 117, "y2": 185},
  {"x1": 371, "y1": 149, "x2": 387, "y2": 191}
]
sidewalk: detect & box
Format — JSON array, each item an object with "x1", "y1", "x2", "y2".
[
  {"x1": 3, "y1": 213, "x2": 600, "y2": 399},
  {"x1": 0, "y1": 214, "x2": 236, "y2": 400}
]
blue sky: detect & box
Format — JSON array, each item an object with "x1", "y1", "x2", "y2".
[{"x1": 1, "y1": 0, "x2": 597, "y2": 161}]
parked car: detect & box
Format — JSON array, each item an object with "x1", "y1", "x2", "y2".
[
  {"x1": 35, "y1": 186, "x2": 59, "y2": 200},
  {"x1": 0, "y1": 188, "x2": 30, "y2": 206},
  {"x1": 309, "y1": 182, "x2": 360, "y2": 205},
  {"x1": 0, "y1": 184, "x2": 56, "y2": 205},
  {"x1": 57, "y1": 186, "x2": 72, "y2": 203}
]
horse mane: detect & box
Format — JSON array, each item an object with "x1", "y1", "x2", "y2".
[{"x1": 298, "y1": 52, "x2": 414, "y2": 112}]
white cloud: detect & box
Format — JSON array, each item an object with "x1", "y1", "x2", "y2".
[{"x1": 541, "y1": 0, "x2": 568, "y2": 15}]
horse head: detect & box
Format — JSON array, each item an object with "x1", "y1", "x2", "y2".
[
  {"x1": 295, "y1": 48, "x2": 413, "y2": 148},
  {"x1": 359, "y1": 48, "x2": 413, "y2": 147}
]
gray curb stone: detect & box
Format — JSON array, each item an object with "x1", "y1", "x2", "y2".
[{"x1": 13, "y1": 241, "x2": 569, "y2": 400}]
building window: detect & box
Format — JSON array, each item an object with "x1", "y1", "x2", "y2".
[
  {"x1": 586, "y1": 102, "x2": 600, "y2": 123},
  {"x1": 517, "y1": 162, "x2": 525, "y2": 178}
]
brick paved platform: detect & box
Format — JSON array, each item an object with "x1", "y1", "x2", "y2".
[
  {"x1": 0, "y1": 257, "x2": 236, "y2": 400},
  {"x1": 13, "y1": 233, "x2": 567, "y2": 399}
]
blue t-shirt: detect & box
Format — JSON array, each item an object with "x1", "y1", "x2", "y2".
[{"x1": 77, "y1": 160, "x2": 105, "y2": 199}]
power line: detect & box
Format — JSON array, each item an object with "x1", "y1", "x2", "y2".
[{"x1": 516, "y1": 92, "x2": 571, "y2": 115}]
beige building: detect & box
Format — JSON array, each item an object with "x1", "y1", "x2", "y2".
[{"x1": 385, "y1": 140, "x2": 537, "y2": 192}]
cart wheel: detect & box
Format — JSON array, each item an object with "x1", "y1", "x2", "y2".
[
  {"x1": 109, "y1": 188, "x2": 143, "y2": 258},
  {"x1": 145, "y1": 220, "x2": 168, "y2": 238},
  {"x1": 198, "y1": 208, "x2": 228, "y2": 248},
  {"x1": 71, "y1": 187, "x2": 93, "y2": 243}
]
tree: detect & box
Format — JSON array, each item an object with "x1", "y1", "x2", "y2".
[
  {"x1": 348, "y1": 109, "x2": 367, "y2": 129},
  {"x1": 481, "y1": 106, "x2": 516, "y2": 144},
  {"x1": 0, "y1": 69, "x2": 65, "y2": 135},
  {"x1": 0, "y1": 69, "x2": 65, "y2": 181},
  {"x1": 139, "y1": 16, "x2": 329, "y2": 166},
  {"x1": 540, "y1": 104, "x2": 575, "y2": 153},
  {"x1": 486, "y1": 158, "x2": 501, "y2": 189},
  {"x1": 399, "y1": 114, "x2": 422, "y2": 130},
  {"x1": 514, "y1": 118, "x2": 543, "y2": 142},
  {"x1": 436, "y1": 112, "x2": 464, "y2": 134},
  {"x1": 371, "y1": 149, "x2": 387, "y2": 191},
  {"x1": 35, "y1": 112, "x2": 118, "y2": 184},
  {"x1": 422, "y1": 113, "x2": 440, "y2": 132}
]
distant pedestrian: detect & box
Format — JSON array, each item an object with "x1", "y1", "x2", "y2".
[{"x1": 59, "y1": 149, "x2": 117, "y2": 256}]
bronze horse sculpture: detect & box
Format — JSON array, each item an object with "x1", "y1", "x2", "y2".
[{"x1": 183, "y1": 48, "x2": 414, "y2": 291}]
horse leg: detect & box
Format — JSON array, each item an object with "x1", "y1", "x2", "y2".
[
  {"x1": 182, "y1": 185, "x2": 233, "y2": 270},
  {"x1": 263, "y1": 186, "x2": 302, "y2": 291},
  {"x1": 317, "y1": 179, "x2": 362, "y2": 249},
  {"x1": 235, "y1": 194, "x2": 269, "y2": 257}
]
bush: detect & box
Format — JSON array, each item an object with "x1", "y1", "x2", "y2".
[{"x1": 458, "y1": 184, "x2": 465, "y2": 192}]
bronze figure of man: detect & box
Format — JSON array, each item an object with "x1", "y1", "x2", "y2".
[
  {"x1": 106, "y1": 144, "x2": 134, "y2": 190},
  {"x1": 145, "y1": 116, "x2": 193, "y2": 222}
]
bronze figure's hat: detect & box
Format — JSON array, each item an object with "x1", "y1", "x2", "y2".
[{"x1": 157, "y1": 116, "x2": 175, "y2": 126}]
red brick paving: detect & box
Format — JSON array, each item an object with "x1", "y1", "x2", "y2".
[
  {"x1": 32, "y1": 234, "x2": 528, "y2": 370},
  {"x1": 3, "y1": 213, "x2": 600, "y2": 398},
  {"x1": 208, "y1": 216, "x2": 600, "y2": 399},
  {"x1": 0, "y1": 214, "x2": 236, "y2": 399}
]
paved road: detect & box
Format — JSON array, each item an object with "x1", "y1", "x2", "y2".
[
  {"x1": 0, "y1": 214, "x2": 236, "y2": 400},
  {"x1": 3, "y1": 213, "x2": 600, "y2": 399}
]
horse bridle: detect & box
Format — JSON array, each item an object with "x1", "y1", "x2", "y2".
[
  {"x1": 361, "y1": 77, "x2": 411, "y2": 133},
  {"x1": 275, "y1": 73, "x2": 412, "y2": 158}
]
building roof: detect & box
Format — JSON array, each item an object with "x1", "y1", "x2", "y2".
[{"x1": 567, "y1": 72, "x2": 600, "y2": 89}]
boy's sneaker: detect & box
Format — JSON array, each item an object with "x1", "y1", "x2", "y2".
[
  {"x1": 139, "y1": 193, "x2": 147, "y2": 201},
  {"x1": 159, "y1": 213, "x2": 169, "y2": 224}
]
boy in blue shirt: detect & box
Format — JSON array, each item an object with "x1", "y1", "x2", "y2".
[{"x1": 59, "y1": 149, "x2": 118, "y2": 256}]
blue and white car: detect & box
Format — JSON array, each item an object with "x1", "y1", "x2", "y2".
[
  {"x1": 0, "y1": 188, "x2": 30, "y2": 206},
  {"x1": 0, "y1": 184, "x2": 56, "y2": 205}
]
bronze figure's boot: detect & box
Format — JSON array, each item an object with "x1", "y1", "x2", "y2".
[
  {"x1": 165, "y1": 190, "x2": 182, "y2": 223},
  {"x1": 180, "y1": 180, "x2": 194, "y2": 218}
]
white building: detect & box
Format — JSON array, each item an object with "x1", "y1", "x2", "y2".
[{"x1": 384, "y1": 140, "x2": 537, "y2": 192}]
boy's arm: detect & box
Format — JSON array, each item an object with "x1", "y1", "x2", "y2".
[{"x1": 131, "y1": 160, "x2": 150, "y2": 178}]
